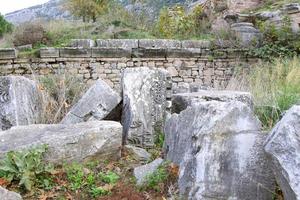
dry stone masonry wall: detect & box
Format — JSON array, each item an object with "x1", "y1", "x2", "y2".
[{"x1": 0, "y1": 39, "x2": 257, "y2": 92}]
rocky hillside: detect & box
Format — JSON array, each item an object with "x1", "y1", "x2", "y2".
[{"x1": 4, "y1": 0, "x2": 72, "y2": 24}]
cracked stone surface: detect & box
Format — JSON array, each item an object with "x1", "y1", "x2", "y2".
[
  {"x1": 0, "y1": 76, "x2": 44, "y2": 130},
  {"x1": 122, "y1": 67, "x2": 171, "y2": 148},
  {"x1": 165, "y1": 101, "x2": 275, "y2": 200},
  {"x1": 61, "y1": 79, "x2": 121, "y2": 124},
  {"x1": 0, "y1": 121, "x2": 122, "y2": 164}
]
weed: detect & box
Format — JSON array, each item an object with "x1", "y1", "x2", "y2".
[
  {"x1": 90, "y1": 186, "x2": 110, "y2": 197},
  {"x1": 0, "y1": 145, "x2": 54, "y2": 191},
  {"x1": 65, "y1": 163, "x2": 85, "y2": 191},
  {"x1": 98, "y1": 171, "x2": 119, "y2": 184}
]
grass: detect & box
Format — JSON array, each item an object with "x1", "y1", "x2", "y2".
[{"x1": 228, "y1": 57, "x2": 300, "y2": 129}]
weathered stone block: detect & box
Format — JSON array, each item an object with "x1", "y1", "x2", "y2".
[
  {"x1": 0, "y1": 187, "x2": 22, "y2": 200},
  {"x1": 92, "y1": 48, "x2": 131, "y2": 58},
  {"x1": 139, "y1": 39, "x2": 181, "y2": 49},
  {"x1": 59, "y1": 47, "x2": 91, "y2": 58},
  {"x1": 264, "y1": 105, "x2": 300, "y2": 200},
  {"x1": 40, "y1": 48, "x2": 59, "y2": 58},
  {"x1": 167, "y1": 48, "x2": 201, "y2": 58},
  {"x1": 0, "y1": 48, "x2": 17, "y2": 60},
  {"x1": 134, "y1": 158, "x2": 163, "y2": 185},
  {"x1": 122, "y1": 67, "x2": 170, "y2": 147},
  {"x1": 96, "y1": 39, "x2": 138, "y2": 49},
  {"x1": 0, "y1": 76, "x2": 44, "y2": 130},
  {"x1": 165, "y1": 101, "x2": 275, "y2": 199},
  {"x1": 132, "y1": 48, "x2": 166, "y2": 58},
  {"x1": 0, "y1": 121, "x2": 122, "y2": 164},
  {"x1": 69, "y1": 39, "x2": 96, "y2": 48},
  {"x1": 181, "y1": 40, "x2": 211, "y2": 49},
  {"x1": 62, "y1": 79, "x2": 121, "y2": 124},
  {"x1": 172, "y1": 90, "x2": 253, "y2": 113}
]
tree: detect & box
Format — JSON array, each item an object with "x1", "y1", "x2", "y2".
[
  {"x1": 68, "y1": 0, "x2": 109, "y2": 22},
  {"x1": 0, "y1": 14, "x2": 12, "y2": 37}
]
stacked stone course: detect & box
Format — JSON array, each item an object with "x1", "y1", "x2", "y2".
[{"x1": 0, "y1": 39, "x2": 257, "y2": 91}]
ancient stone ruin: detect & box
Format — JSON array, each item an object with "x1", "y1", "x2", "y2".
[{"x1": 0, "y1": 39, "x2": 299, "y2": 199}]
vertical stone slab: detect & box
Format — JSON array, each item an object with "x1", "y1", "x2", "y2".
[
  {"x1": 0, "y1": 76, "x2": 44, "y2": 130},
  {"x1": 122, "y1": 67, "x2": 170, "y2": 148}
]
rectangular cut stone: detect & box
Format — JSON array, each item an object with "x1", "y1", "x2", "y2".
[
  {"x1": 59, "y1": 47, "x2": 91, "y2": 58},
  {"x1": 167, "y1": 48, "x2": 201, "y2": 58},
  {"x1": 62, "y1": 79, "x2": 121, "y2": 124},
  {"x1": 132, "y1": 48, "x2": 166, "y2": 58},
  {"x1": 0, "y1": 48, "x2": 16, "y2": 59},
  {"x1": 122, "y1": 67, "x2": 171, "y2": 148},
  {"x1": 0, "y1": 121, "x2": 122, "y2": 164},
  {"x1": 96, "y1": 39, "x2": 138, "y2": 49},
  {"x1": 0, "y1": 76, "x2": 44, "y2": 130},
  {"x1": 92, "y1": 48, "x2": 131, "y2": 58},
  {"x1": 171, "y1": 90, "x2": 254, "y2": 113},
  {"x1": 139, "y1": 39, "x2": 181, "y2": 49},
  {"x1": 69, "y1": 39, "x2": 96, "y2": 48},
  {"x1": 181, "y1": 40, "x2": 211, "y2": 48},
  {"x1": 40, "y1": 48, "x2": 59, "y2": 58}
]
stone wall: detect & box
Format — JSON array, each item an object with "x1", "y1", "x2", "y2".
[{"x1": 0, "y1": 39, "x2": 257, "y2": 92}]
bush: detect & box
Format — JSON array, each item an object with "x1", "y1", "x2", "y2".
[
  {"x1": 13, "y1": 22, "x2": 48, "y2": 47},
  {"x1": 155, "y1": 5, "x2": 210, "y2": 39},
  {"x1": 249, "y1": 16, "x2": 300, "y2": 60},
  {"x1": 0, "y1": 14, "x2": 12, "y2": 37}
]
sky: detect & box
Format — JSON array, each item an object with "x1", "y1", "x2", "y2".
[{"x1": 0, "y1": 0, "x2": 49, "y2": 15}]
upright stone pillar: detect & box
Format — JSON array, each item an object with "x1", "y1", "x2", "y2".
[{"x1": 122, "y1": 67, "x2": 171, "y2": 147}]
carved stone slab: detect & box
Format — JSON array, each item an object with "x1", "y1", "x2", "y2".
[
  {"x1": 0, "y1": 76, "x2": 44, "y2": 130},
  {"x1": 122, "y1": 67, "x2": 171, "y2": 148}
]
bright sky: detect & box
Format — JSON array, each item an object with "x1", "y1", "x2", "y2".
[{"x1": 0, "y1": 0, "x2": 49, "y2": 15}]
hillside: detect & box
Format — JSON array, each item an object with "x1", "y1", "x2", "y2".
[{"x1": 4, "y1": 0, "x2": 72, "y2": 24}]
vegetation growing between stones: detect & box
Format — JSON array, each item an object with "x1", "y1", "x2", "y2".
[
  {"x1": 38, "y1": 74, "x2": 87, "y2": 124},
  {"x1": 0, "y1": 145, "x2": 54, "y2": 191}
]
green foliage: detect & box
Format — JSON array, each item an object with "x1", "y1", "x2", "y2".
[
  {"x1": 249, "y1": 57, "x2": 300, "y2": 129},
  {"x1": 249, "y1": 17, "x2": 300, "y2": 60},
  {"x1": 98, "y1": 171, "x2": 119, "y2": 184},
  {"x1": 156, "y1": 5, "x2": 210, "y2": 39},
  {"x1": 65, "y1": 163, "x2": 85, "y2": 191},
  {"x1": 90, "y1": 186, "x2": 110, "y2": 197},
  {"x1": 0, "y1": 145, "x2": 54, "y2": 191},
  {"x1": 154, "y1": 131, "x2": 165, "y2": 149},
  {"x1": 141, "y1": 162, "x2": 169, "y2": 192},
  {"x1": 0, "y1": 14, "x2": 12, "y2": 37}
]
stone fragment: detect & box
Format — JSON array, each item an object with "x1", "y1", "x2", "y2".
[
  {"x1": 0, "y1": 76, "x2": 44, "y2": 130},
  {"x1": 172, "y1": 90, "x2": 253, "y2": 113},
  {"x1": 125, "y1": 145, "x2": 151, "y2": 162},
  {"x1": 40, "y1": 48, "x2": 59, "y2": 58},
  {"x1": 59, "y1": 47, "x2": 91, "y2": 58},
  {"x1": 96, "y1": 39, "x2": 138, "y2": 49},
  {"x1": 231, "y1": 23, "x2": 262, "y2": 47},
  {"x1": 0, "y1": 49, "x2": 17, "y2": 60},
  {"x1": 139, "y1": 39, "x2": 181, "y2": 49},
  {"x1": 0, "y1": 187, "x2": 22, "y2": 200},
  {"x1": 164, "y1": 101, "x2": 275, "y2": 199},
  {"x1": 0, "y1": 121, "x2": 122, "y2": 164},
  {"x1": 122, "y1": 67, "x2": 170, "y2": 147},
  {"x1": 264, "y1": 105, "x2": 300, "y2": 200},
  {"x1": 69, "y1": 39, "x2": 95, "y2": 48},
  {"x1": 62, "y1": 79, "x2": 121, "y2": 124},
  {"x1": 134, "y1": 158, "x2": 163, "y2": 185}
]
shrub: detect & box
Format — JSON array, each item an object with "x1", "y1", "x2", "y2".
[
  {"x1": 0, "y1": 14, "x2": 12, "y2": 37},
  {"x1": 249, "y1": 16, "x2": 300, "y2": 60},
  {"x1": 155, "y1": 5, "x2": 210, "y2": 39},
  {"x1": 0, "y1": 145, "x2": 54, "y2": 191},
  {"x1": 13, "y1": 22, "x2": 48, "y2": 47}
]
